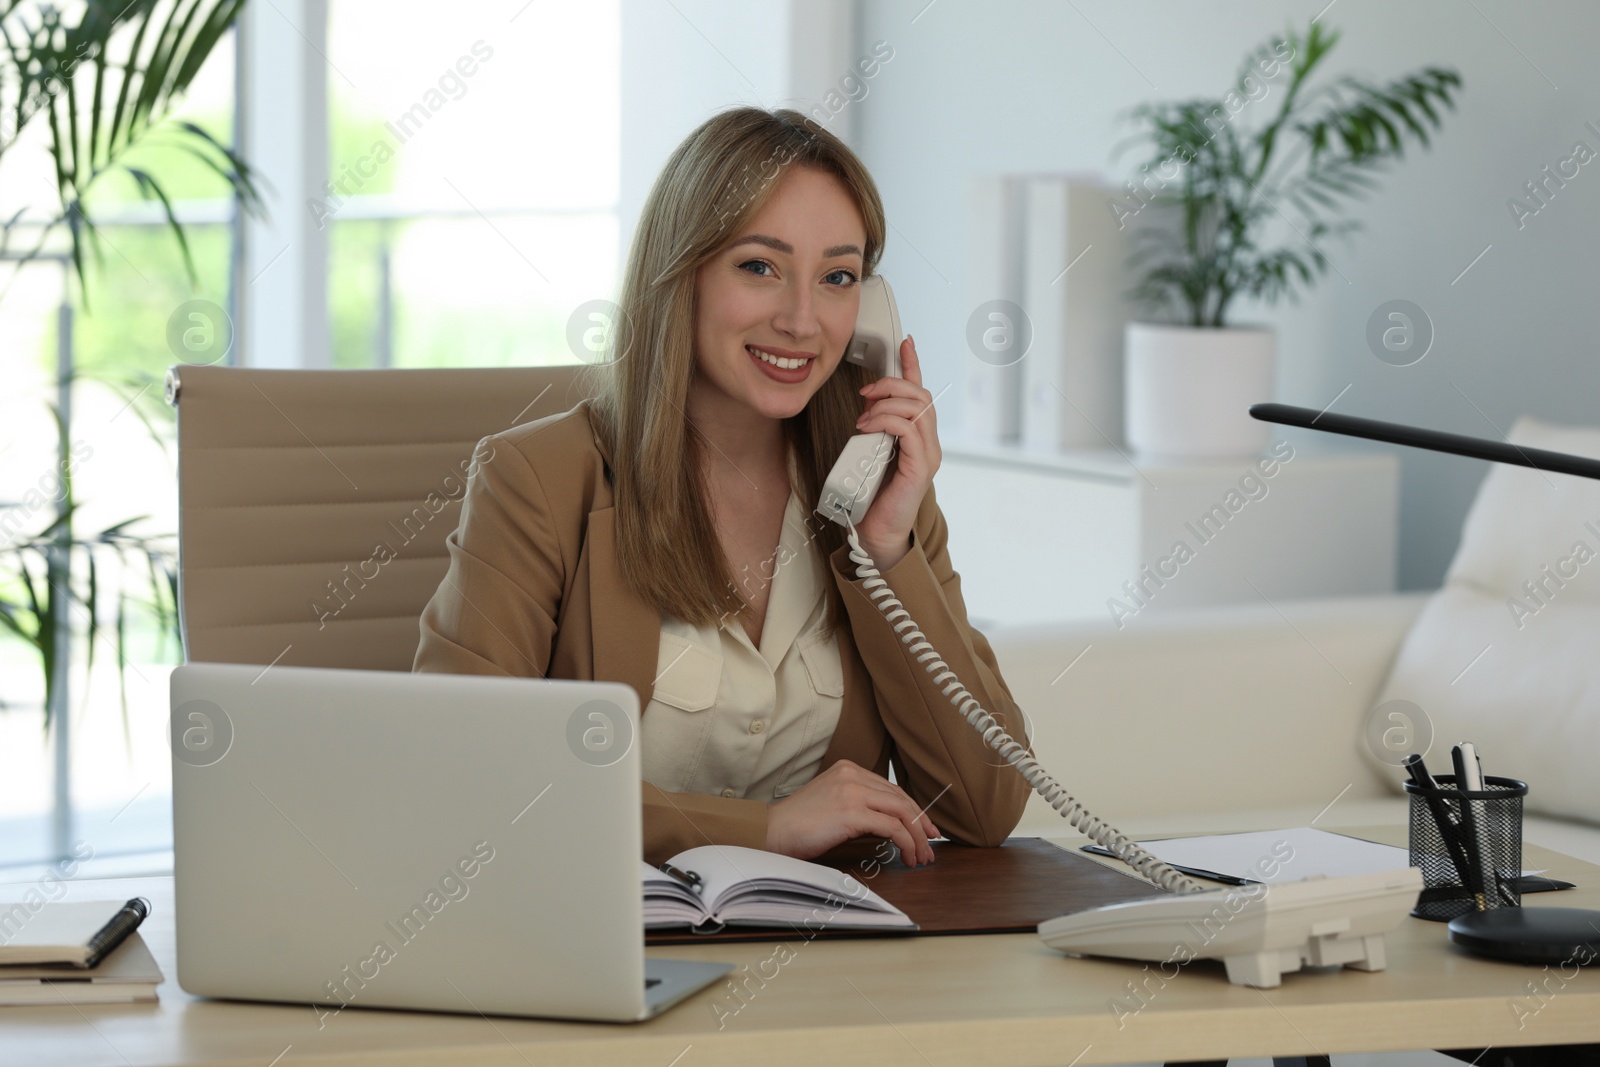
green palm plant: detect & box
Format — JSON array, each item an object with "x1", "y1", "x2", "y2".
[
  {"x1": 0, "y1": 0, "x2": 261, "y2": 742},
  {"x1": 0, "y1": 0, "x2": 264, "y2": 303},
  {"x1": 0, "y1": 392, "x2": 180, "y2": 740},
  {"x1": 1117, "y1": 21, "x2": 1463, "y2": 327}
]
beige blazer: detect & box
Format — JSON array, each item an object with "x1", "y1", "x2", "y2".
[{"x1": 412, "y1": 400, "x2": 1033, "y2": 865}]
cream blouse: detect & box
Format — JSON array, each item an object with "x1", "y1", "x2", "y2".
[{"x1": 639, "y1": 489, "x2": 846, "y2": 803}]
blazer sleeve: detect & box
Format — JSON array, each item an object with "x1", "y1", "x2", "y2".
[
  {"x1": 827, "y1": 482, "x2": 1033, "y2": 847},
  {"x1": 639, "y1": 787, "x2": 768, "y2": 867},
  {"x1": 413, "y1": 435, "x2": 564, "y2": 679},
  {"x1": 413, "y1": 436, "x2": 771, "y2": 865}
]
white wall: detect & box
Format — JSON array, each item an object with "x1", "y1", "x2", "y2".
[
  {"x1": 237, "y1": 0, "x2": 330, "y2": 369},
  {"x1": 853, "y1": 0, "x2": 1600, "y2": 590},
  {"x1": 618, "y1": 0, "x2": 856, "y2": 263}
]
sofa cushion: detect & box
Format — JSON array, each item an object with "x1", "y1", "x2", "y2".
[{"x1": 1374, "y1": 417, "x2": 1600, "y2": 825}]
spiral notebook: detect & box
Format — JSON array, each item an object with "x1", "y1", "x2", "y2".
[{"x1": 0, "y1": 897, "x2": 150, "y2": 968}]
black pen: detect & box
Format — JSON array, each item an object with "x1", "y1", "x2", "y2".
[
  {"x1": 1404, "y1": 753, "x2": 1476, "y2": 900},
  {"x1": 1458, "y1": 741, "x2": 1516, "y2": 907},
  {"x1": 82, "y1": 897, "x2": 151, "y2": 969},
  {"x1": 1080, "y1": 845, "x2": 1256, "y2": 886},
  {"x1": 658, "y1": 862, "x2": 703, "y2": 894},
  {"x1": 1450, "y1": 745, "x2": 1489, "y2": 911}
]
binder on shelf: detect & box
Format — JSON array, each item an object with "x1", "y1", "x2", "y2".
[
  {"x1": 963, "y1": 174, "x2": 1028, "y2": 444},
  {"x1": 1022, "y1": 176, "x2": 1133, "y2": 452}
]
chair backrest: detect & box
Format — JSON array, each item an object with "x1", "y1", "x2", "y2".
[{"x1": 169, "y1": 364, "x2": 594, "y2": 671}]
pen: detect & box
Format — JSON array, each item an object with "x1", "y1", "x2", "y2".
[
  {"x1": 658, "y1": 862, "x2": 703, "y2": 894},
  {"x1": 1457, "y1": 742, "x2": 1513, "y2": 907},
  {"x1": 1451, "y1": 744, "x2": 1489, "y2": 911},
  {"x1": 82, "y1": 897, "x2": 151, "y2": 969},
  {"x1": 1404, "y1": 753, "x2": 1476, "y2": 898},
  {"x1": 1079, "y1": 846, "x2": 1256, "y2": 885},
  {"x1": 1458, "y1": 742, "x2": 1483, "y2": 791}
]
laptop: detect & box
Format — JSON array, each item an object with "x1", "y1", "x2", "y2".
[{"x1": 170, "y1": 663, "x2": 731, "y2": 1022}]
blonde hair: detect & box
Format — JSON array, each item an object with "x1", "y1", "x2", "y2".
[{"x1": 580, "y1": 106, "x2": 886, "y2": 635}]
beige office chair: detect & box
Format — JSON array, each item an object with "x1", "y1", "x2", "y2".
[{"x1": 168, "y1": 363, "x2": 594, "y2": 672}]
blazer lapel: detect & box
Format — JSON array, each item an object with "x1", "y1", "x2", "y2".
[
  {"x1": 585, "y1": 505, "x2": 662, "y2": 709},
  {"x1": 577, "y1": 404, "x2": 660, "y2": 707}
]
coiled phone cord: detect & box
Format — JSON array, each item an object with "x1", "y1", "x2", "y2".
[{"x1": 841, "y1": 520, "x2": 1205, "y2": 895}]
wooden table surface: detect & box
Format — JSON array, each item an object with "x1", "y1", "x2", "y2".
[{"x1": 3, "y1": 827, "x2": 1597, "y2": 1067}]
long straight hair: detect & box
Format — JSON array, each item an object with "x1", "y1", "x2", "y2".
[{"x1": 579, "y1": 107, "x2": 887, "y2": 636}]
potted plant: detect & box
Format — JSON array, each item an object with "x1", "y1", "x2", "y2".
[
  {"x1": 1115, "y1": 22, "x2": 1461, "y2": 459},
  {"x1": 0, "y1": 0, "x2": 261, "y2": 852},
  {"x1": 0, "y1": 394, "x2": 180, "y2": 740}
]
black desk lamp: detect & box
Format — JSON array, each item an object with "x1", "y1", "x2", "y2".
[{"x1": 1251, "y1": 401, "x2": 1600, "y2": 967}]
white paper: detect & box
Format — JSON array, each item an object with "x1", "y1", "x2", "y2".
[
  {"x1": 1131, "y1": 827, "x2": 1543, "y2": 883},
  {"x1": 1138, "y1": 828, "x2": 1416, "y2": 883}
]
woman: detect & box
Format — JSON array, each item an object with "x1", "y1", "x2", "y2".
[{"x1": 414, "y1": 106, "x2": 1032, "y2": 868}]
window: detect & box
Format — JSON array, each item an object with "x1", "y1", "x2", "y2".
[
  {"x1": 324, "y1": 0, "x2": 620, "y2": 368},
  {"x1": 0, "y1": 0, "x2": 625, "y2": 879},
  {"x1": 0, "y1": 26, "x2": 235, "y2": 878}
]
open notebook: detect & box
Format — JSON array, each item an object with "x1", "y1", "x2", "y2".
[{"x1": 642, "y1": 845, "x2": 916, "y2": 933}]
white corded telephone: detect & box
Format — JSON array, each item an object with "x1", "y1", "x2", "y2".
[
  {"x1": 818, "y1": 275, "x2": 904, "y2": 527},
  {"x1": 813, "y1": 275, "x2": 1423, "y2": 989}
]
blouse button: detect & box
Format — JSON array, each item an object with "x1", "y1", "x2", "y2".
[
  {"x1": 750, "y1": 720, "x2": 766, "y2": 734},
  {"x1": 720, "y1": 787, "x2": 735, "y2": 798}
]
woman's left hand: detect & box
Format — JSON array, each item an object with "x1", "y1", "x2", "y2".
[{"x1": 853, "y1": 335, "x2": 940, "y2": 571}]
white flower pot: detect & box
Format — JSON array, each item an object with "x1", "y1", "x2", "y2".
[{"x1": 1124, "y1": 323, "x2": 1276, "y2": 460}]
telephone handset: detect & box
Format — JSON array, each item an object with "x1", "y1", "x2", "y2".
[
  {"x1": 819, "y1": 274, "x2": 904, "y2": 527},
  {"x1": 814, "y1": 274, "x2": 1201, "y2": 896},
  {"x1": 811, "y1": 278, "x2": 1421, "y2": 986}
]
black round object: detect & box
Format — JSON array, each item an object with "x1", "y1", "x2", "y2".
[{"x1": 1447, "y1": 907, "x2": 1600, "y2": 965}]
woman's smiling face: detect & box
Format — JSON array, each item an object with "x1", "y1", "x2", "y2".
[{"x1": 692, "y1": 165, "x2": 868, "y2": 422}]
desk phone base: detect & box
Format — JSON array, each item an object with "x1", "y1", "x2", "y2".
[{"x1": 1038, "y1": 867, "x2": 1425, "y2": 988}]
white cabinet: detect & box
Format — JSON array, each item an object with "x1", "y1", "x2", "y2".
[{"x1": 935, "y1": 439, "x2": 1399, "y2": 630}]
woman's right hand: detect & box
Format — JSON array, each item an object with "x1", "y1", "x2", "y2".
[{"x1": 764, "y1": 759, "x2": 940, "y2": 866}]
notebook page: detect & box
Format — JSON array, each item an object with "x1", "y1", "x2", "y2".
[{"x1": 667, "y1": 844, "x2": 900, "y2": 915}]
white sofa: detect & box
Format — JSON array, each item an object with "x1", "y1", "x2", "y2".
[{"x1": 988, "y1": 593, "x2": 1600, "y2": 866}]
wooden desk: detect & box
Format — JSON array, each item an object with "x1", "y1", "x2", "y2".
[{"x1": 4, "y1": 828, "x2": 1598, "y2": 1067}]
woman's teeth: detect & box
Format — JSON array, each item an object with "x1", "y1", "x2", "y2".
[{"x1": 749, "y1": 346, "x2": 807, "y2": 370}]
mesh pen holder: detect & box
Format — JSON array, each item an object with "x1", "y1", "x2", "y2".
[{"x1": 1405, "y1": 774, "x2": 1527, "y2": 922}]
